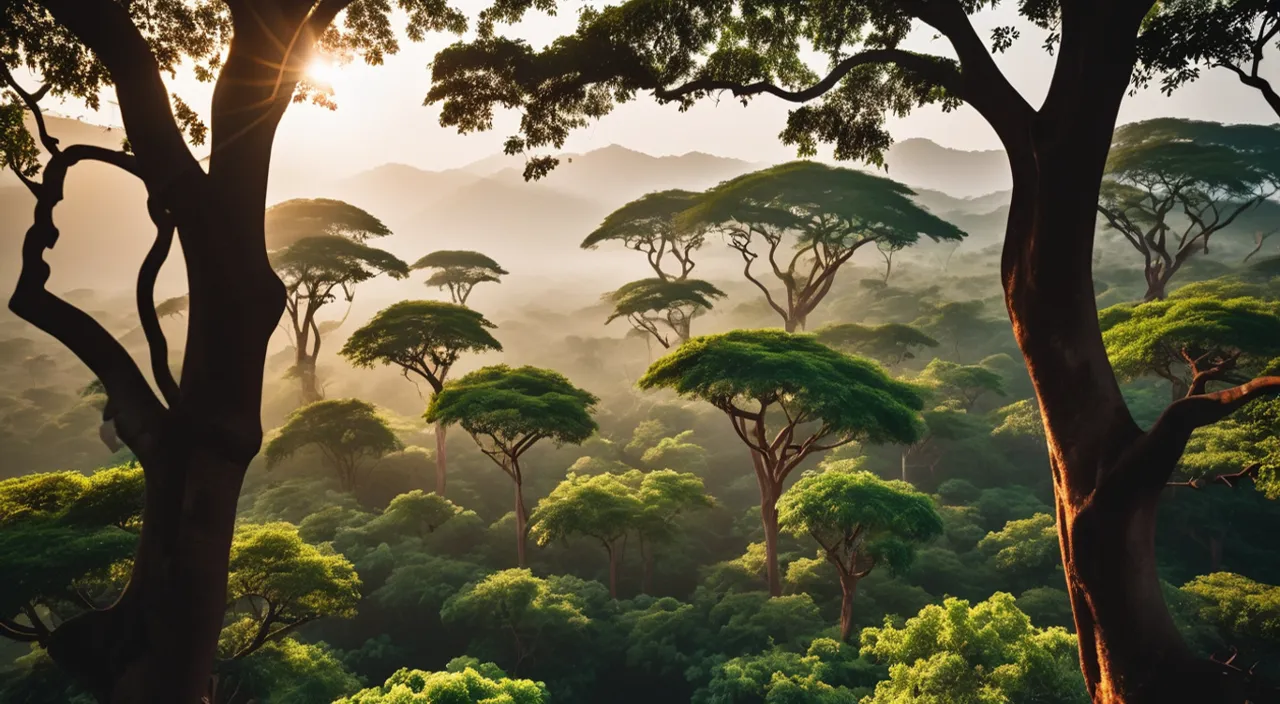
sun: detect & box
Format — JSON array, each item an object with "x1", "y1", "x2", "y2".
[{"x1": 304, "y1": 57, "x2": 340, "y2": 88}]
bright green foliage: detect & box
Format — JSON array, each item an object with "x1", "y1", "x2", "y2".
[
  {"x1": 341, "y1": 300, "x2": 502, "y2": 394},
  {"x1": 990, "y1": 400, "x2": 1046, "y2": 440},
  {"x1": 583, "y1": 189, "x2": 707, "y2": 280},
  {"x1": 1180, "y1": 396, "x2": 1280, "y2": 496},
  {"x1": 778, "y1": 469, "x2": 942, "y2": 578},
  {"x1": 604, "y1": 278, "x2": 726, "y2": 348},
  {"x1": 218, "y1": 639, "x2": 361, "y2": 704},
  {"x1": 678, "y1": 162, "x2": 965, "y2": 331},
  {"x1": 426, "y1": 365, "x2": 600, "y2": 454},
  {"x1": 440, "y1": 569, "x2": 590, "y2": 673},
  {"x1": 814, "y1": 322, "x2": 939, "y2": 366},
  {"x1": 693, "y1": 638, "x2": 878, "y2": 704},
  {"x1": 411, "y1": 250, "x2": 509, "y2": 306},
  {"x1": 1098, "y1": 119, "x2": 1280, "y2": 299},
  {"x1": 531, "y1": 473, "x2": 641, "y2": 551},
  {"x1": 265, "y1": 399, "x2": 405, "y2": 492},
  {"x1": 639, "y1": 431, "x2": 709, "y2": 474},
  {"x1": 336, "y1": 661, "x2": 550, "y2": 704},
  {"x1": 349, "y1": 490, "x2": 464, "y2": 544},
  {"x1": 265, "y1": 199, "x2": 392, "y2": 250},
  {"x1": 917, "y1": 359, "x2": 1006, "y2": 411},
  {"x1": 631, "y1": 469, "x2": 715, "y2": 545},
  {"x1": 1181, "y1": 572, "x2": 1280, "y2": 643},
  {"x1": 860, "y1": 593, "x2": 1089, "y2": 704},
  {"x1": 638, "y1": 330, "x2": 924, "y2": 446},
  {"x1": 978, "y1": 514, "x2": 1061, "y2": 590},
  {"x1": 221, "y1": 522, "x2": 361, "y2": 660},
  {"x1": 1101, "y1": 296, "x2": 1280, "y2": 395}
]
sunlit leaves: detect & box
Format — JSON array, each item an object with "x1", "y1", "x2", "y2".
[
  {"x1": 426, "y1": 365, "x2": 599, "y2": 450},
  {"x1": 264, "y1": 399, "x2": 405, "y2": 491},
  {"x1": 336, "y1": 659, "x2": 549, "y2": 703},
  {"x1": 341, "y1": 300, "x2": 502, "y2": 393}
]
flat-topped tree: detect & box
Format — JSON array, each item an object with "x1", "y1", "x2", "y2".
[
  {"x1": 680, "y1": 162, "x2": 966, "y2": 332},
  {"x1": 638, "y1": 329, "x2": 924, "y2": 596},
  {"x1": 264, "y1": 399, "x2": 404, "y2": 493},
  {"x1": 917, "y1": 359, "x2": 1007, "y2": 412},
  {"x1": 814, "y1": 322, "x2": 939, "y2": 367},
  {"x1": 1101, "y1": 296, "x2": 1280, "y2": 400},
  {"x1": 268, "y1": 199, "x2": 408, "y2": 404},
  {"x1": 426, "y1": 365, "x2": 599, "y2": 567},
  {"x1": 583, "y1": 189, "x2": 707, "y2": 281},
  {"x1": 425, "y1": 0, "x2": 1280, "y2": 695},
  {"x1": 604, "y1": 278, "x2": 726, "y2": 348},
  {"x1": 777, "y1": 467, "x2": 941, "y2": 642},
  {"x1": 1097, "y1": 119, "x2": 1280, "y2": 301},
  {"x1": 411, "y1": 250, "x2": 508, "y2": 306},
  {"x1": 630, "y1": 469, "x2": 714, "y2": 594},
  {"x1": 530, "y1": 472, "x2": 643, "y2": 598},
  {"x1": 0, "y1": 0, "x2": 466, "y2": 697},
  {"x1": 340, "y1": 300, "x2": 502, "y2": 497}
]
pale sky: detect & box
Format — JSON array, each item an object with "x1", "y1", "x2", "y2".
[{"x1": 25, "y1": 2, "x2": 1280, "y2": 191}]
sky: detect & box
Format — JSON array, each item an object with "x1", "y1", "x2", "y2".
[{"x1": 23, "y1": 1, "x2": 1280, "y2": 191}]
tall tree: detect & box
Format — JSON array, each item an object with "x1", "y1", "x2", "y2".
[
  {"x1": 582, "y1": 189, "x2": 707, "y2": 280},
  {"x1": 424, "y1": 3, "x2": 1280, "y2": 696},
  {"x1": 604, "y1": 278, "x2": 726, "y2": 348},
  {"x1": 269, "y1": 222, "x2": 409, "y2": 403},
  {"x1": 680, "y1": 162, "x2": 966, "y2": 332},
  {"x1": 264, "y1": 399, "x2": 404, "y2": 493},
  {"x1": 340, "y1": 300, "x2": 503, "y2": 496},
  {"x1": 917, "y1": 359, "x2": 1007, "y2": 412},
  {"x1": 629, "y1": 469, "x2": 714, "y2": 594},
  {"x1": 530, "y1": 472, "x2": 642, "y2": 598},
  {"x1": 410, "y1": 250, "x2": 508, "y2": 306},
  {"x1": 777, "y1": 467, "x2": 941, "y2": 641},
  {"x1": 637, "y1": 329, "x2": 924, "y2": 596},
  {"x1": 1096, "y1": 119, "x2": 1280, "y2": 301},
  {"x1": 814, "y1": 322, "x2": 940, "y2": 367},
  {"x1": 0, "y1": 0, "x2": 467, "y2": 698},
  {"x1": 425, "y1": 365, "x2": 599, "y2": 567}
]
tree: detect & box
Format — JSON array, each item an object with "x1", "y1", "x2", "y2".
[
  {"x1": 335, "y1": 660, "x2": 549, "y2": 704},
  {"x1": 898, "y1": 409, "x2": 990, "y2": 485},
  {"x1": 814, "y1": 322, "x2": 939, "y2": 367},
  {"x1": 978, "y1": 513, "x2": 1063, "y2": 592},
  {"x1": 679, "y1": 162, "x2": 966, "y2": 332},
  {"x1": 630, "y1": 469, "x2": 714, "y2": 594},
  {"x1": 860, "y1": 593, "x2": 1089, "y2": 704},
  {"x1": 1101, "y1": 296, "x2": 1280, "y2": 400},
  {"x1": 264, "y1": 399, "x2": 404, "y2": 493},
  {"x1": 530, "y1": 472, "x2": 642, "y2": 598},
  {"x1": 1096, "y1": 119, "x2": 1280, "y2": 301},
  {"x1": 410, "y1": 250, "x2": 508, "y2": 306},
  {"x1": 582, "y1": 189, "x2": 707, "y2": 280},
  {"x1": 916, "y1": 359, "x2": 1007, "y2": 412},
  {"x1": 268, "y1": 217, "x2": 409, "y2": 403},
  {"x1": 341, "y1": 300, "x2": 503, "y2": 496},
  {"x1": 912, "y1": 300, "x2": 1008, "y2": 363},
  {"x1": 219, "y1": 522, "x2": 360, "y2": 661},
  {"x1": 425, "y1": 365, "x2": 599, "y2": 567},
  {"x1": 777, "y1": 468, "x2": 942, "y2": 641},
  {"x1": 1180, "y1": 573, "x2": 1280, "y2": 655},
  {"x1": 637, "y1": 329, "x2": 924, "y2": 596},
  {"x1": 603, "y1": 278, "x2": 726, "y2": 348}
]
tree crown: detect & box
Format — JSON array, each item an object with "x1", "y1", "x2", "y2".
[
  {"x1": 583, "y1": 189, "x2": 704, "y2": 249},
  {"x1": 264, "y1": 399, "x2": 404, "y2": 469},
  {"x1": 270, "y1": 236, "x2": 410, "y2": 291},
  {"x1": 604, "y1": 278, "x2": 726, "y2": 323},
  {"x1": 340, "y1": 300, "x2": 502, "y2": 387},
  {"x1": 265, "y1": 199, "x2": 393, "y2": 251},
  {"x1": 425, "y1": 365, "x2": 600, "y2": 451}
]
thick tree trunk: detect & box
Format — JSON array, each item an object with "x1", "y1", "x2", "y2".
[
  {"x1": 606, "y1": 542, "x2": 620, "y2": 599},
  {"x1": 295, "y1": 352, "x2": 321, "y2": 405},
  {"x1": 783, "y1": 317, "x2": 798, "y2": 333},
  {"x1": 838, "y1": 573, "x2": 858, "y2": 643},
  {"x1": 514, "y1": 479, "x2": 529, "y2": 568},
  {"x1": 434, "y1": 421, "x2": 448, "y2": 496},
  {"x1": 754, "y1": 454, "x2": 783, "y2": 597}
]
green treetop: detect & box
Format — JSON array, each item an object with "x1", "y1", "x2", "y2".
[
  {"x1": 341, "y1": 300, "x2": 502, "y2": 496},
  {"x1": 630, "y1": 469, "x2": 714, "y2": 593},
  {"x1": 917, "y1": 358, "x2": 1007, "y2": 412},
  {"x1": 604, "y1": 278, "x2": 726, "y2": 349},
  {"x1": 426, "y1": 365, "x2": 599, "y2": 567},
  {"x1": 583, "y1": 189, "x2": 707, "y2": 280},
  {"x1": 814, "y1": 322, "x2": 940, "y2": 367},
  {"x1": 269, "y1": 226, "x2": 410, "y2": 403},
  {"x1": 410, "y1": 250, "x2": 509, "y2": 306},
  {"x1": 336, "y1": 660, "x2": 549, "y2": 704},
  {"x1": 638, "y1": 329, "x2": 924, "y2": 597},
  {"x1": 1101, "y1": 296, "x2": 1280, "y2": 400},
  {"x1": 680, "y1": 162, "x2": 965, "y2": 332},
  {"x1": 1097, "y1": 119, "x2": 1280, "y2": 301},
  {"x1": 778, "y1": 467, "x2": 942, "y2": 641},
  {"x1": 220, "y1": 522, "x2": 360, "y2": 661},
  {"x1": 264, "y1": 399, "x2": 405, "y2": 493},
  {"x1": 264, "y1": 198, "x2": 392, "y2": 251},
  {"x1": 978, "y1": 513, "x2": 1063, "y2": 593},
  {"x1": 530, "y1": 472, "x2": 643, "y2": 599}
]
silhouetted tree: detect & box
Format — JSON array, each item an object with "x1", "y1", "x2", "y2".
[
  {"x1": 341, "y1": 301, "x2": 502, "y2": 496},
  {"x1": 411, "y1": 250, "x2": 508, "y2": 305},
  {"x1": 604, "y1": 278, "x2": 725, "y2": 348},
  {"x1": 582, "y1": 189, "x2": 706, "y2": 280},
  {"x1": 265, "y1": 399, "x2": 404, "y2": 493}
]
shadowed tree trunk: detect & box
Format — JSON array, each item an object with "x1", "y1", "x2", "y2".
[
  {"x1": 754, "y1": 449, "x2": 784, "y2": 597},
  {"x1": 837, "y1": 573, "x2": 859, "y2": 642},
  {"x1": 434, "y1": 422, "x2": 448, "y2": 496},
  {"x1": 514, "y1": 469, "x2": 529, "y2": 568}
]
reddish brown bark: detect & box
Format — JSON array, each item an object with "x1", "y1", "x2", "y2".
[
  {"x1": 434, "y1": 421, "x2": 448, "y2": 496},
  {"x1": 837, "y1": 573, "x2": 858, "y2": 643},
  {"x1": 514, "y1": 478, "x2": 529, "y2": 568}
]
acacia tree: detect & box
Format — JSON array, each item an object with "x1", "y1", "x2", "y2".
[
  {"x1": 424, "y1": 2, "x2": 1280, "y2": 697},
  {"x1": 530, "y1": 472, "x2": 642, "y2": 598},
  {"x1": 0, "y1": 2, "x2": 469, "y2": 698},
  {"x1": 680, "y1": 162, "x2": 965, "y2": 332},
  {"x1": 268, "y1": 200, "x2": 408, "y2": 404},
  {"x1": 604, "y1": 278, "x2": 726, "y2": 348},
  {"x1": 411, "y1": 250, "x2": 508, "y2": 306},
  {"x1": 814, "y1": 322, "x2": 939, "y2": 367},
  {"x1": 264, "y1": 399, "x2": 404, "y2": 493},
  {"x1": 582, "y1": 189, "x2": 707, "y2": 280},
  {"x1": 777, "y1": 468, "x2": 941, "y2": 641},
  {"x1": 637, "y1": 329, "x2": 924, "y2": 597},
  {"x1": 425, "y1": 365, "x2": 599, "y2": 567},
  {"x1": 1096, "y1": 119, "x2": 1280, "y2": 301},
  {"x1": 917, "y1": 359, "x2": 1007, "y2": 412},
  {"x1": 340, "y1": 300, "x2": 502, "y2": 496}
]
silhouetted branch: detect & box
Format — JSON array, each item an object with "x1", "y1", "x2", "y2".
[
  {"x1": 0, "y1": 60, "x2": 58, "y2": 154},
  {"x1": 138, "y1": 199, "x2": 181, "y2": 407}
]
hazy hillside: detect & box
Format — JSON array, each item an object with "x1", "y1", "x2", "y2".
[{"x1": 884, "y1": 138, "x2": 1011, "y2": 197}]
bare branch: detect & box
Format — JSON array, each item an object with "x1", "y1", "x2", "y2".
[
  {"x1": 0, "y1": 61, "x2": 58, "y2": 154},
  {"x1": 1167, "y1": 463, "x2": 1260, "y2": 490},
  {"x1": 138, "y1": 200, "x2": 181, "y2": 407}
]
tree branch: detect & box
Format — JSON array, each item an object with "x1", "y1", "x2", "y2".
[
  {"x1": 138, "y1": 200, "x2": 181, "y2": 407},
  {"x1": 1157, "y1": 376, "x2": 1280, "y2": 435},
  {"x1": 0, "y1": 617, "x2": 41, "y2": 643},
  {"x1": 1167, "y1": 463, "x2": 1260, "y2": 490},
  {"x1": 0, "y1": 61, "x2": 58, "y2": 154}
]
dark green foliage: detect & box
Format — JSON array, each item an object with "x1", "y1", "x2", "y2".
[
  {"x1": 411, "y1": 250, "x2": 509, "y2": 305},
  {"x1": 270, "y1": 236, "x2": 410, "y2": 292},
  {"x1": 604, "y1": 278, "x2": 726, "y2": 347},
  {"x1": 583, "y1": 190, "x2": 707, "y2": 280},
  {"x1": 341, "y1": 300, "x2": 503, "y2": 393},
  {"x1": 814, "y1": 322, "x2": 939, "y2": 366},
  {"x1": 265, "y1": 399, "x2": 405, "y2": 492}
]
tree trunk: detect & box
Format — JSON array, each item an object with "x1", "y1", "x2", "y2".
[
  {"x1": 838, "y1": 572, "x2": 858, "y2": 643},
  {"x1": 1208, "y1": 536, "x2": 1223, "y2": 573},
  {"x1": 514, "y1": 479, "x2": 529, "y2": 568},
  {"x1": 901, "y1": 448, "x2": 909, "y2": 483},
  {"x1": 754, "y1": 454, "x2": 783, "y2": 597},
  {"x1": 640, "y1": 537, "x2": 654, "y2": 595},
  {"x1": 606, "y1": 542, "x2": 620, "y2": 599},
  {"x1": 295, "y1": 353, "x2": 320, "y2": 405},
  {"x1": 998, "y1": 12, "x2": 1252, "y2": 699},
  {"x1": 433, "y1": 421, "x2": 448, "y2": 496},
  {"x1": 783, "y1": 316, "x2": 798, "y2": 333}
]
